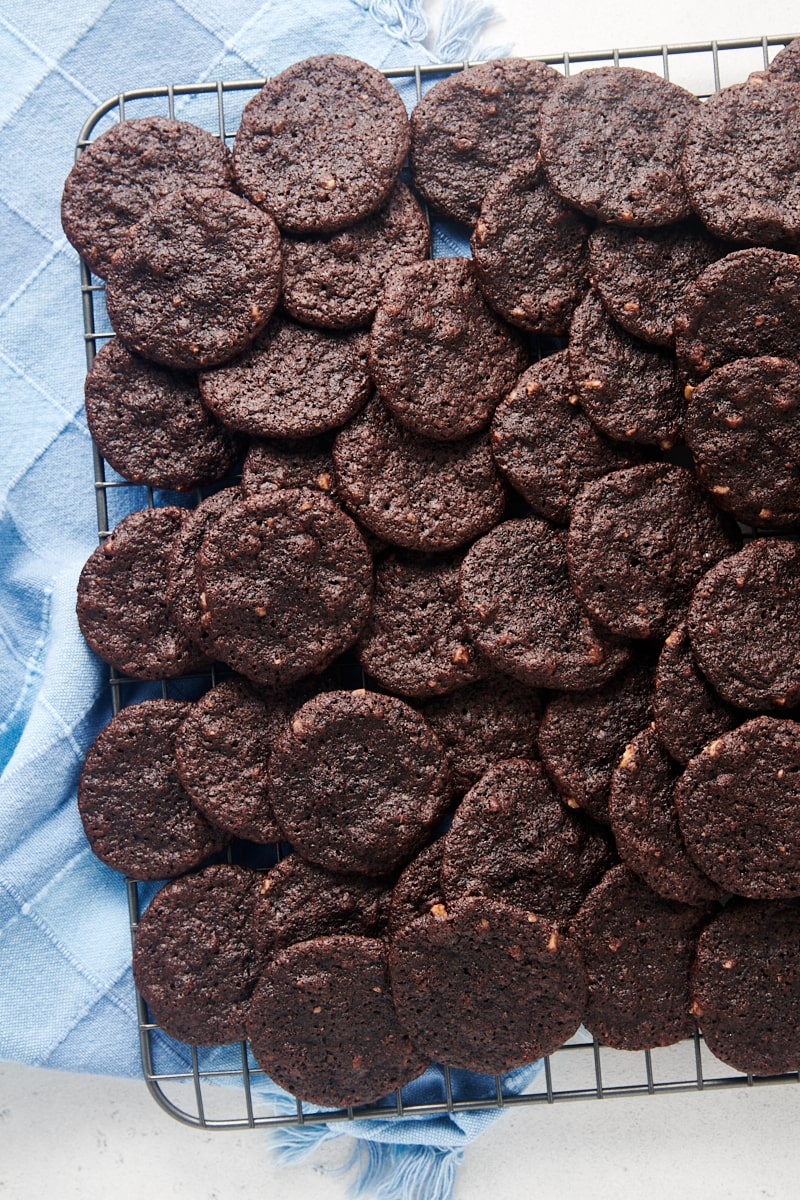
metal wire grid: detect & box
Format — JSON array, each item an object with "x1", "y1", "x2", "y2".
[{"x1": 74, "y1": 34, "x2": 800, "y2": 1129}]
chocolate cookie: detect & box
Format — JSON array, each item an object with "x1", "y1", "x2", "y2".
[
  {"x1": 674, "y1": 249, "x2": 800, "y2": 382},
  {"x1": 196, "y1": 490, "x2": 373, "y2": 687},
  {"x1": 132, "y1": 864, "x2": 259, "y2": 1044},
  {"x1": 332, "y1": 397, "x2": 506, "y2": 552},
  {"x1": 232, "y1": 54, "x2": 410, "y2": 235},
  {"x1": 165, "y1": 488, "x2": 239, "y2": 654},
  {"x1": 470, "y1": 160, "x2": 591, "y2": 335},
  {"x1": 537, "y1": 655, "x2": 656, "y2": 823},
  {"x1": 685, "y1": 356, "x2": 800, "y2": 529},
  {"x1": 267, "y1": 690, "x2": 452, "y2": 875},
  {"x1": 281, "y1": 181, "x2": 430, "y2": 330},
  {"x1": 686, "y1": 539, "x2": 800, "y2": 711},
  {"x1": 539, "y1": 67, "x2": 698, "y2": 227},
  {"x1": 568, "y1": 289, "x2": 684, "y2": 448},
  {"x1": 105, "y1": 186, "x2": 281, "y2": 369},
  {"x1": 389, "y1": 895, "x2": 587, "y2": 1073},
  {"x1": 767, "y1": 37, "x2": 800, "y2": 80},
  {"x1": 410, "y1": 57, "x2": 561, "y2": 226},
  {"x1": 690, "y1": 899, "x2": 800, "y2": 1076},
  {"x1": 608, "y1": 725, "x2": 723, "y2": 904},
  {"x1": 674, "y1": 717, "x2": 800, "y2": 898},
  {"x1": 652, "y1": 624, "x2": 740, "y2": 766},
  {"x1": 570, "y1": 864, "x2": 708, "y2": 1050},
  {"x1": 567, "y1": 463, "x2": 740, "y2": 641},
  {"x1": 681, "y1": 75, "x2": 800, "y2": 247},
  {"x1": 241, "y1": 435, "x2": 337, "y2": 498},
  {"x1": 78, "y1": 700, "x2": 228, "y2": 880},
  {"x1": 387, "y1": 840, "x2": 445, "y2": 936},
  {"x1": 247, "y1": 935, "x2": 428, "y2": 1109},
  {"x1": 61, "y1": 115, "x2": 232, "y2": 278},
  {"x1": 77, "y1": 506, "x2": 208, "y2": 679},
  {"x1": 458, "y1": 515, "x2": 631, "y2": 690},
  {"x1": 588, "y1": 219, "x2": 725, "y2": 347},
  {"x1": 198, "y1": 319, "x2": 371, "y2": 439},
  {"x1": 369, "y1": 257, "x2": 527, "y2": 442},
  {"x1": 490, "y1": 350, "x2": 637, "y2": 525}
]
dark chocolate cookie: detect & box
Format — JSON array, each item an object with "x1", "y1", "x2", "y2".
[
  {"x1": 61, "y1": 116, "x2": 232, "y2": 278},
  {"x1": 281, "y1": 181, "x2": 430, "y2": 330},
  {"x1": 410, "y1": 57, "x2": 561, "y2": 226},
  {"x1": 369, "y1": 257, "x2": 527, "y2": 442},
  {"x1": 690, "y1": 899, "x2": 800, "y2": 1076},
  {"x1": 267, "y1": 690, "x2": 452, "y2": 875},
  {"x1": 685, "y1": 356, "x2": 800, "y2": 529},
  {"x1": 652, "y1": 624, "x2": 740, "y2": 766},
  {"x1": 686, "y1": 539, "x2": 800, "y2": 711},
  {"x1": 567, "y1": 463, "x2": 740, "y2": 640},
  {"x1": 674, "y1": 717, "x2": 800, "y2": 899},
  {"x1": 389, "y1": 895, "x2": 587, "y2": 1073},
  {"x1": 240, "y1": 435, "x2": 338, "y2": 498},
  {"x1": 132, "y1": 864, "x2": 259, "y2": 1044},
  {"x1": 568, "y1": 289, "x2": 684, "y2": 448},
  {"x1": 77, "y1": 506, "x2": 208, "y2": 679},
  {"x1": 767, "y1": 37, "x2": 800, "y2": 80},
  {"x1": 681, "y1": 75, "x2": 800, "y2": 247},
  {"x1": 490, "y1": 349, "x2": 638, "y2": 525},
  {"x1": 232, "y1": 54, "x2": 410, "y2": 235},
  {"x1": 458, "y1": 515, "x2": 631, "y2": 690},
  {"x1": 105, "y1": 186, "x2": 281, "y2": 370},
  {"x1": 196, "y1": 490, "x2": 373, "y2": 687},
  {"x1": 198, "y1": 319, "x2": 371, "y2": 439},
  {"x1": 387, "y1": 840, "x2": 445, "y2": 936},
  {"x1": 247, "y1": 935, "x2": 428, "y2": 1109},
  {"x1": 165, "y1": 488, "x2": 239, "y2": 654},
  {"x1": 570, "y1": 864, "x2": 708, "y2": 1050},
  {"x1": 332, "y1": 397, "x2": 506, "y2": 552},
  {"x1": 470, "y1": 160, "x2": 591, "y2": 335},
  {"x1": 539, "y1": 67, "x2": 698, "y2": 227},
  {"x1": 78, "y1": 700, "x2": 228, "y2": 880}
]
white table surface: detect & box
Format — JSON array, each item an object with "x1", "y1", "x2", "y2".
[{"x1": 4, "y1": 2, "x2": 799, "y2": 1197}]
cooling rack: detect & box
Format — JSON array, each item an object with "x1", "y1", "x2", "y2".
[{"x1": 75, "y1": 33, "x2": 800, "y2": 1130}]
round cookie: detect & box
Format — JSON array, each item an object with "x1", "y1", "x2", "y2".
[
  {"x1": 61, "y1": 115, "x2": 232, "y2": 278},
  {"x1": 165, "y1": 488, "x2": 240, "y2": 655},
  {"x1": 105, "y1": 186, "x2": 281, "y2": 370},
  {"x1": 690, "y1": 899, "x2": 800, "y2": 1076},
  {"x1": 587, "y1": 219, "x2": 725, "y2": 348},
  {"x1": 470, "y1": 160, "x2": 591, "y2": 335},
  {"x1": 369, "y1": 257, "x2": 527, "y2": 442},
  {"x1": 608, "y1": 725, "x2": 723, "y2": 904},
  {"x1": 241, "y1": 435, "x2": 338, "y2": 498},
  {"x1": 685, "y1": 356, "x2": 800, "y2": 529},
  {"x1": 686, "y1": 539, "x2": 800, "y2": 711},
  {"x1": 78, "y1": 700, "x2": 229, "y2": 880},
  {"x1": 490, "y1": 350, "x2": 638, "y2": 525},
  {"x1": 388, "y1": 895, "x2": 587, "y2": 1073},
  {"x1": 674, "y1": 248, "x2": 800, "y2": 383},
  {"x1": 674, "y1": 717, "x2": 800, "y2": 899},
  {"x1": 76, "y1": 505, "x2": 209, "y2": 680},
  {"x1": 247, "y1": 935, "x2": 428, "y2": 1109},
  {"x1": 198, "y1": 319, "x2": 371, "y2": 439},
  {"x1": 132, "y1": 864, "x2": 259, "y2": 1044},
  {"x1": 84, "y1": 338, "x2": 241, "y2": 491},
  {"x1": 652, "y1": 624, "x2": 740, "y2": 766},
  {"x1": 355, "y1": 551, "x2": 489, "y2": 698},
  {"x1": 409, "y1": 57, "x2": 562, "y2": 226},
  {"x1": 539, "y1": 67, "x2": 698, "y2": 227},
  {"x1": 568, "y1": 289, "x2": 684, "y2": 449},
  {"x1": 281, "y1": 181, "x2": 430, "y2": 330},
  {"x1": 458, "y1": 515, "x2": 631, "y2": 690},
  {"x1": 332, "y1": 397, "x2": 506, "y2": 552},
  {"x1": 681, "y1": 75, "x2": 800, "y2": 247},
  {"x1": 567, "y1": 463, "x2": 740, "y2": 641},
  {"x1": 537, "y1": 655, "x2": 656, "y2": 824},
  {"x1": 767, "y1": 37, "x2": 800, "y2": 80},
  {"x1": 267, "y1": 690, "x2": 452, "y2": 876},
  {"x1": 232, "y1": 54, "x2": 410, "y2": 235},
  {"x1": 570, "y1": 864, "x2": 709, "y2": 1050},
  {"x1": 196, "y1": 490, "x2": 373, "y2": 687},
  {"x1": 387, "y1": 839, "x2": 445, "y2": 936}
]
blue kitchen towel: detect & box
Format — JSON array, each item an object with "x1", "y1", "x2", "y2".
[{"x1": 0, "y1": 2, "x2": 541, "y2": 1198}]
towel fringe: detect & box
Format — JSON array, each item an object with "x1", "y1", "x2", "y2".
[
  {"x1": 433, "y1": 0, "x2": 507, "y2": 61},
  {"x1": 352, "y1": 0, "x2": 429, "y2": 47}
]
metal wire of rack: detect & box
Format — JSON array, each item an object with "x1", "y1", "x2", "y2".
[{"x1": 75, "y1": 33, "x2": 800, "y2": 1130}]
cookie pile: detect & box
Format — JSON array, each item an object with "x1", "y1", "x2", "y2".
[{"x1": 66, "y1": 47, "x2": 800, "y2": 1107}]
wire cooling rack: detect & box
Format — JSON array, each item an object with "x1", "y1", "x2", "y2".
[{"x1": 76, "y1": 34, "x2": 800, "y2": 1130}]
